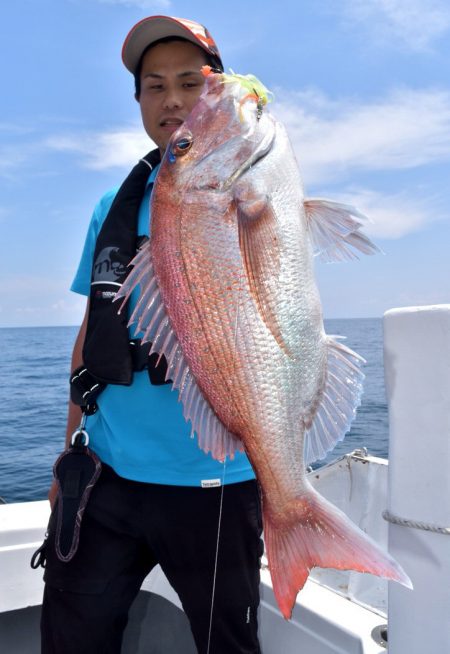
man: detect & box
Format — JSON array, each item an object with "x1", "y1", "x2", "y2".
[{"x1": 40, "y1": 16, "x2": 262, "y2": 654}]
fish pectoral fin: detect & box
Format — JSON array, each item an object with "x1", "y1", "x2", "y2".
[
  {"x1": 304, "y1": 198, "x2": 382, "y2": 263},
  {"x1": 236, "y1": 190, "x2": 290, "y2": 355}
]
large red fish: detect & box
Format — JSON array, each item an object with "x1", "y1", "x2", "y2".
[{"x1": 118, "y1": 69, "x2": 411, "y2": 619}]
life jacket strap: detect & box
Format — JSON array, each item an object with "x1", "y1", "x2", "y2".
[{"x1": 70, "y1": 341, "x2": 171, "y2": 412}]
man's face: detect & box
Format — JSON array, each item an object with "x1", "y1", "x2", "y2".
[{"x1": 138, "y1": 40, "x2": 208, "y2": 154}]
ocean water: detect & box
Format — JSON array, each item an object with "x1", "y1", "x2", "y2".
[{"x1": 0, "y1": 319, "x2": 388, "y2": 504}]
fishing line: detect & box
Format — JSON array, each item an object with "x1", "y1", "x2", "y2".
[
  {"x1": 206, "y1": 269, "x2": 244, "y2": 654},
  {"x1": 206, "y1": 458, "x2": 227, "y2": 654}
]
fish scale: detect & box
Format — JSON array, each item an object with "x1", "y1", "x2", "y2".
[
  {"x1": 117, "y1": 69, "x2": 412, "y2": 619},
  {"x1": 177, "y1": 205, "x2": 253, "y2": 428}
]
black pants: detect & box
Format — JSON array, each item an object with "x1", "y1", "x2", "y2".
[{"x1": 41, "y1": 464, "x2": 263, "y2": 654}]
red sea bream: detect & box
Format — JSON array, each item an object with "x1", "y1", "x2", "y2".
[{"x1": 117, "y1": 68, "x2": 412, "y2": 619}]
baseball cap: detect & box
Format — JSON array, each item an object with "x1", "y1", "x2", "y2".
[{"x1": 122, "y1": 15, "x2": 223, "y2": 74}]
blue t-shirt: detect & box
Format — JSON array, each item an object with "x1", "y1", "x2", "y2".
[{"x1": 71, "y1": 166, "x2": 255, "y2": 486}]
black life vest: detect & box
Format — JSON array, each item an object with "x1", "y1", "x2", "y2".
[{"x1": 82, "y1": 148, "x2": 161, "y2": 385}]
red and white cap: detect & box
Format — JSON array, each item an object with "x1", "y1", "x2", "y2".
[{"x1": 122, "y1": 15, "x2": 223, "y2": 74}]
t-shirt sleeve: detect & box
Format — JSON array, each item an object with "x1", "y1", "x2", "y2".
[{"x1": 70, "y1": 188, "x2": 118, "y2": 296}]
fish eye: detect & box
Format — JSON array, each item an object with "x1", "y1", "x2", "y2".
[{"x1": 172, "y1": 135, "x2": 193, "y2": 156}]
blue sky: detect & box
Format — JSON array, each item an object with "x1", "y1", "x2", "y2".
[{"x1": 1, "y1": 0, "x2": 449, "y2": 327}]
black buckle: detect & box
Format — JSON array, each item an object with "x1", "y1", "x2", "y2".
[{"x1": 70, "y1": 366, "x2": 106, "y2": 413}]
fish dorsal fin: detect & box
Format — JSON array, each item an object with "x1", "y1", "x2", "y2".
[
  {"x1": 236, "y1": 189, "x2": 291, "y2": 354},
  {"x1": 116, "y1": 242, "x2": 244, "y2": 461},
  {"x1": 304, "y1": 198, "x2": 381, "y2": 263},
  {"x1": 304, "y1": 336, "x2": 365, "y2": 465}
]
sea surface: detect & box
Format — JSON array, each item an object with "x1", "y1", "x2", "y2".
[{"x1": 0, "y1": 319, "x2": 388, "y2": 504}]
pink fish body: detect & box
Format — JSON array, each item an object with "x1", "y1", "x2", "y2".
[{"x1": 118, "y1": 70, "x2": 412, "y2": 619}]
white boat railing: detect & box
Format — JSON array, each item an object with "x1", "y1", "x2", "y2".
[{"x1": 384, "y1": 304, "x2": 450, "y2": 653}]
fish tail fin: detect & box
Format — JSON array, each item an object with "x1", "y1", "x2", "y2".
[{"x1": 264, "y1": 488, "x2": 412, "y2": 619}]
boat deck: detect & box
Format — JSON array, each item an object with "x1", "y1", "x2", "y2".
[
  {"x1": 0, "y1": 453, "x2": 389, "y2": 653},
  {"x1": 1, "y1": 591, "x2": 197, "y2": 654}
]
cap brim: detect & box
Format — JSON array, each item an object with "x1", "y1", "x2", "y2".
[{"x1": 122, "y1": 15, "x2": 222, "y2": 74}]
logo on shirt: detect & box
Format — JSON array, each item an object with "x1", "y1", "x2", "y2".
[{"x1": 93, "y1": 247, "x2": 128, "y2": 282}]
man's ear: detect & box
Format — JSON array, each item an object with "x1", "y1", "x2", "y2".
[{"x1": 134, "y1": 92, "x2": 140, "y2": 102}]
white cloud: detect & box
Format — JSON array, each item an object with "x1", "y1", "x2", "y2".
[
  {"x1": 51, "y1": 297, "x2": 86, "y2": 317},
  {"x1": 324, "y1": 187, "x2": 444, "y2": 240},
  {"x1": 340, "y1": 0, "x2": 450, "y2": 51},
  {"x1": 97, "y1": 0, "x2": 171, "y2": 9},
  {"x1": 272, "y1": 86, "x2": 450, "y2": 239},
  {"x1": 46, "y1": 127, "x2": 155, "y2": 170},
  {"x1": 45, "y1": 86, "x2": 450, "y2": 178},
  {"x1": 271, "y1": 87, "x2": 450, "y2": 185},
  {"x1": 0, "y1": 145, "x2": 33, "y2": 179},
  {"x1": 3, "y1": 275, "x2": 70, "y2": 294},
  {"x1": 41, "y1": 85, "x2": 450, "y2": 241},
  {"x1": 1, "y1": 275, "x2": 86, "y2": 327},
  {"x1": 0, "y1": 123, "x2": 35, "y2": 135}
]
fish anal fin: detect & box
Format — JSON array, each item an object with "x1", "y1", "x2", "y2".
[
  {"x1": 178, "y1": 368, "x2": 244, "y2": 461},
  {"x1": 264, "y1": 488, "x2": 412, "y2": 620},
  {"x1": 236, "y1": 189, "x2": 290, "y2": 355},
  {"x1": 116, "y1": 247, "x2": 244, "y2": 461},
  {"x1": 304, "y1": 336, "x2": 365, "y2": 465}
]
